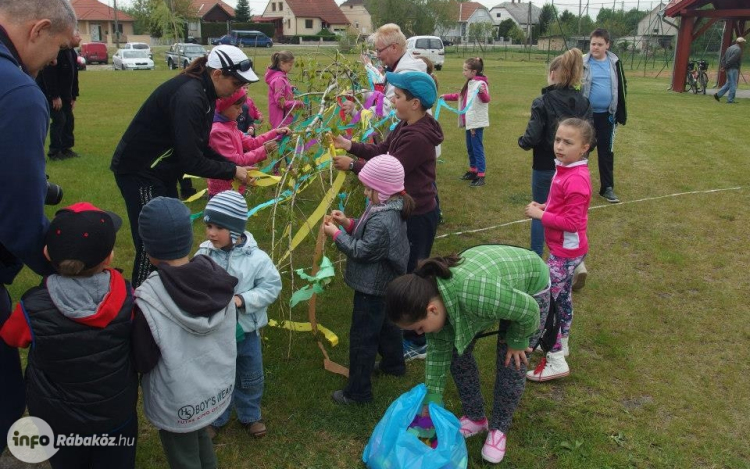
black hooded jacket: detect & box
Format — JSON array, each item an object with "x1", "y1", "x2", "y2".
[{"x1": 518, "y1": 85, "x2": 592, "y2": 171}]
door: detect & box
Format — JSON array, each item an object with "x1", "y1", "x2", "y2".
[{"x1": 91, "y1": 24, "x2": 102, "y2": 42}]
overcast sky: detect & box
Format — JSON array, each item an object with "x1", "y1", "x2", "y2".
[{"x1": 113, "y1": 0, "x2": 665, "y2": 25}]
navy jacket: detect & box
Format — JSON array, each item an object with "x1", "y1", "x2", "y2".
[
  {"x1": 0, "y1": 27, "x2": 55, "y2": 286},
  {"x1": 36, "y1": 48, "x2": 79, "y2": 102}
]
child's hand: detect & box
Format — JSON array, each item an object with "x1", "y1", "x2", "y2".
[
  {"x1": 330, "y1": 210, "x2": 348, "y2": 226},
  {"x1": 264, "y1": 141, "x2": 278, "y2": 153},
  {"x1": 470, "y1": 129, "x2": 476, "y2": 137},
  {"x1": 234, "y1": 295, "x2": 243, "y2": 308},
  {"x1": 322, "y1": 221, "x2": 339, "y2": 238},
  {"x1": 504, "y1": 347, "x2": 529, "y2": 370},
  {"x1": 276, "y1": 127, "x2": 292, "y2": 136},
  {"x1": 524, "y1": 202, "x2": 545, "y2": 220},
  {"x1": 332, "y1": 134, "x2": 352, "y2": 151},
  {"x1": 340, "y1": 99, "x2": 356, "y2": 115}
]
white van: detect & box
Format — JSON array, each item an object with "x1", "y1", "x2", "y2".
[{"x1": 406, "y1": 36, "x2": 445, "y2": 70}]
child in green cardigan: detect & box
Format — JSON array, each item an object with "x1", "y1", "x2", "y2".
[{"x1": 385, "y1": 245, "x2": 550, "y2": 464}]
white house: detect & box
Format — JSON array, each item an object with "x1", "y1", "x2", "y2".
[
  {"x1": 438, "y1": 2, "x2": 494, "y2": 42},
  {"x1": 488, "y1": 1, "x2": 541, "y2": 28}
]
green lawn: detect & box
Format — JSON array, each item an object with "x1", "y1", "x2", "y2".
[{"x1": 7, "y1": 50, "x2": 750, "y2": 468}]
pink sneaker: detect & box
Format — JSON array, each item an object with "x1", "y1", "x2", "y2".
[
  {"x1": 481, "y1": 429, "x2": 507, "y2": 464},
  {"x1": 458, "y1": 416, "x2": 488, "y2": 438}
]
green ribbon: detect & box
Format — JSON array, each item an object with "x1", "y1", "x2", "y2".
[{"x1": 289, "y1": 256, "x2": 335, "y2": 307}]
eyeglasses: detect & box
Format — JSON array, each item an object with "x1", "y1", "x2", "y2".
[{"x1": 375, "y1": 44, "x2": 393, "y2": 55}]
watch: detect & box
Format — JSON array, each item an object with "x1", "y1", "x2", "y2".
[{"x1": 348, "y1": 160, "x2": 355, "y2": 171}]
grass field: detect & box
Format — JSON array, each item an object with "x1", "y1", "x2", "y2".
[{"x1": 6, "y1": 48, "x2": 750, "y2": 468}]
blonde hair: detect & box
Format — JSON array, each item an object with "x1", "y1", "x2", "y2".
[
  {"x1": 369, "y1": 23, "x2": 406, "y2": 50},
  {"x1": 270, "y1": 50, "x2": 294, "y2": 70},
  {"x1": 56, "y1": 259, "x2": 104, "y2": 277},
  {"x1": 549, "y1": 48, "x2": 583, "y2": 88}
]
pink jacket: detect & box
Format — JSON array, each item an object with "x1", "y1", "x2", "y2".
[
  {"x1": 264, "y1": 68, "x2": 303, "y2": 128},
  {"x1": 542, "y1": 160, "x2": 591, "y2": 258},
  {"x1": 207, "y1": 118, "x2": 279, "y2": 195}
]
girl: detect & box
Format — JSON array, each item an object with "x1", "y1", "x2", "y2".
[
  {"x1": 441, "y1": 57, "x2": 490, "y2": 187},
  {"x1": 331, "y1": 71, "x2": 443, "y2": 275},
  {"x1": 264, "y1": 51, "x2": 304, "y2": 128},
  {"x1": 524, "y1": 118, "x2": 594, "y2": 381},
  {"x1": 207, "y1": 87, "x2": 290, "y2": 198},
  {"x1": 197, "y1": 190, "x2": 283, "y2": 439},
  {"x1": 323, "y1": 154, "x2": 412, "y2": 404},
  {"x1": 518, "y1": 48, "x2": 591, "y2": 260},
  {"x1": 237, "y1": 94, "x2": 263, "y2": 135},
  {"x1": 384, "y1": 245, "x2": 550, "y2": 464}
]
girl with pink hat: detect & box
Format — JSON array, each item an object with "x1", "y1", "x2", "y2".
[
  {"x1": 322, "y1": 155, "x2": 414, "y2": 405},
  {"x1": 207, "y1": 87, "x2": 291, "y2": 197}
]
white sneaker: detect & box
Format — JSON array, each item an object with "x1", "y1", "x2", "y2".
[
  {"x1": 572, "y1": 261, "x2": 587, "y2": 291},
  {"x1": 526, "y1": 351, "x2": 570, "y2": 382},
  {"x1": 481, "y1": 429, "x2": 507, "y2": 463},
  {"x1": 561, "y1": 337, "x2": 569, "y2": 357}
]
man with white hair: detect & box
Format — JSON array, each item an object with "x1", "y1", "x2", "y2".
[
  {"x1": 714, "y1": 36, "x2": 746, "y2": 104},
  {"x1": 0, "y1": 0, "x2": 76, "y2": 450}
]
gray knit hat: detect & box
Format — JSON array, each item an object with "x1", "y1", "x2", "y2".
[
  {"x1": 138, "y1": 197, "x2": 194, "y2": 260},
  {"x1": 204, "y1": 191, "x2": 248, "y2": 242}
]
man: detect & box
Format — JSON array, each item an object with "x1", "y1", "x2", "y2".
[
  {"x1": 341, "y1": 23, "x2": 426, "y2": 116},
  {"x1": 38, "y1": 29, "x2": 81, "y2": 160},
  {"x1": 582, "y1": 28, "x2": 627, "y2": 205},
  {"x1": 0, "y1": 0, "x2": 77, "y2": 452},
  {"x1": 714, "y1": 37, "x2": 746, "y2": 104}
]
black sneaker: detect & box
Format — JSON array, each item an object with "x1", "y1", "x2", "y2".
[
  {"x1": 48, "y1": 150, "x2": 64, "y2": 161},
  {"x1": 600, "y1": 187, "x2": 620, "y2": 203},
  {"x1": 470, "y1": 176, "x2": 485, "y2": 187},
  {"x1": 331, "y1": 390, "x2": 365, "y2": 405},
  {"x1": 62, "y1": 149, "x2": 80, "y2": 158},
  {"x1": 714, "y1": 93, "x2": 720, "y2": 102},
  {"x1": 460, "y1": 171, "x2": 478, "y2": 181}
]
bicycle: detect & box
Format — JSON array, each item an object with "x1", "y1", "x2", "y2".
[{"x1": 686, "y1": 60, "x2": 709, "y2": 94}]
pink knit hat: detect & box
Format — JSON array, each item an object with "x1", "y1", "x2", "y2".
[
  {"x1": 216, "y1": 87, "x2": 246, "y2": 114},
  {"x1": 358, "y1": 154, "x2": 405, "y2": 200}
]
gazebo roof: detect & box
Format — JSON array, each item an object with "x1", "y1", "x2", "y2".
[{"x1": 665, "y1": 0, "x2": 750, "y2": 18}]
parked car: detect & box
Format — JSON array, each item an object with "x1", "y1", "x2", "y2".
[
  {"x1": 122, "y1": 42, "x2": 152, "y2": 59},
  {"x1": 80, "y1": 42, "x2": 108, "y2": 65},
  {"x1": 113, "y1": 49, "x2": 155, "y2": 70},
  {"x1": 441, "y1": 38, "x2": 454, "y2": 46},
  {"x1": 405, "y1": 35, "x2": 445, "y2": 70},
  {"x1": 213, "y1": 30, "x2": 273, "y2": 48},
  {"x1": 76, "y1": 55, "x2": 86, "y2": 71},
  {"x1": 166, "y1": 43, "x2": 208, "y2": 70}
]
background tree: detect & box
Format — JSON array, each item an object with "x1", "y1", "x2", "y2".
[
  {"x1": 495, "y1": 18, "x2": 516, "y2": 40},
  {"x1": 538, "y1": 3, "x2": 556, "y2": 36},
  {"x1": 468, "y1": 22, "x2": 495, "y2": 47},
  {"x1": 235, "y1": 0, "x2": 251, "y2": 23}
]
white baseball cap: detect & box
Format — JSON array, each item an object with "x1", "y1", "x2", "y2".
[{"x1": 207, "y1": 45, "x2": 259, "y2": 83}]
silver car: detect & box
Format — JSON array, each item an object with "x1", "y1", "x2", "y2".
[{"x1": 113, "y1": 49, "x2": 155, "y2": 71}]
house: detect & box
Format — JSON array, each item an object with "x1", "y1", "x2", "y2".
[
  {"x1": 259, "y1": 0, "x2": 349, "y2": 40},
  {"x1": 633, "y1": 2, "x2": 677, "y2": 51},
  {"x1": 488, "y1": 1, "x2": 541, "y2": 29},
  {"x1": 438, "y1": 2, "x2": 494, "y2": 42},
  {"x1": 339, "y1": 0, "x2": 373, "y2": 37},
  {"x1": 70, "y1": 0, "x2": 136, "y2": 44},
  {"x1": 186, "y1": 0, "x2": 236, "y2": 43}
]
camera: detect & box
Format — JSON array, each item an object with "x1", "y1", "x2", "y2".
[{"x1": 45, "y1": 175, "x2": 63, "y2": 205}]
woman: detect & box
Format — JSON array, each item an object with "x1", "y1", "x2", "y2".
[{"x1": 110, "y1": 45, "x2": 257, "y2": 286}]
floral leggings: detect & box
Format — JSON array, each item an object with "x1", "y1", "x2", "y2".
[{"x1": 548, "y1": 253, "x2": 585, "y2": 352}]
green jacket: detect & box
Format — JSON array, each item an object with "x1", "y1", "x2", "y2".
[{"x1": 425, "y1": 245, "x2": 548, "y2": 403}]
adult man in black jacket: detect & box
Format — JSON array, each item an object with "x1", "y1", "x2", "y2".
[{"x1": 37, "y1": 30, "x2": 81, "y2": 160}]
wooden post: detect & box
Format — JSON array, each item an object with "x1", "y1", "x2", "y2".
[{"x1": 671, "y1": 14, "x2": 694, "y2": 92}]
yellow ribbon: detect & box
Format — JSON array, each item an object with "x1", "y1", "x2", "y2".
[{"x1": 267, "y1": 319, "x2": 339, "y2": 347}]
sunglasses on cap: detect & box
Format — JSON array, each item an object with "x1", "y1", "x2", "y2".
[{"x1": 215, "y1": 50, "x2": 253, "y2": 73}]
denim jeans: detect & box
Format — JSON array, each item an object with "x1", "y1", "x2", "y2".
[
  {"x1": 465, "y1": 128, "x2": 486, "y2": 174},
  {"x1": 212, "y1": 332, "x2": 264, "y2": 426},
  {"x1": 530, "y1": 169, "x2": 555, "y2": 257},
  {"x1": 344, "y1": 291, "x2": 405, "y2": 402},
  {"x1": 717, "y1": 68, "x2": 739, "y2": 103}
]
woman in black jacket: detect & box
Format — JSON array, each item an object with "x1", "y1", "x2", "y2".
[
  {"x1": 518, "y1": 48, "x2": 592, "y2": 258},
  {"x1": 111, "y1": 45, "x2": 258, "y2": 286}
]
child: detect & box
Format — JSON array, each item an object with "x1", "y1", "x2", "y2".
[
  {"x1": 264, "y1": 51, "x2": 304, "y2": 128},
  {"x1": 237, "y1": 94, "x2": 263, "y2": 135},
  {"x1": 441, "y1": 57, "x2": 490, "y2": 187},
  {"x1": 518, "y1": 48, "x2": 592, "y2": 258},
  {"x1": 384, "y1": 245, "x2": 550, "y2": 464},
  {"x1": 0, "y1": 202, "x2": 138, "y2": 468},
  {"x1": 196, "y1": 190, "x2": 282, "y2": 438},
  {"x1": 208, "y1": 87, "x2": 291, "y2": 198},
  {"x1": 524, "y1": 118, "x2": 594, "y2": 382},
  {"x1": 332, "y1": 71, "x2": 444, "y2": 362},
  {"x1": 131, "y1": 197, "x2": 238, "y2": 469},
  {"x1": 322, "y1": 155, "x2": 413, "y2": 404}
]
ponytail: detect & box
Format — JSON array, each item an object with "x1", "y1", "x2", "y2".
[
  {"x1": 270, "y1": 50, "x2": 295, "y2": 70},
  {"x1": 399, "y1": 192, "x2": 415, "y2": 220},
  {"x1": 549, "y1": 48, "x2": 583, "y2": 88},
  {"x1": 385, "y1": 254, "x2": 461, "y2": 325}
]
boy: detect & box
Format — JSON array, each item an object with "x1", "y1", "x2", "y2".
[
  {"x1": 195, "y1": 190, "x2": 282, "y2": 438},
  {"x1": 131, "y1": 197, "x2": 238, "y2": 469},
  {"x1": 0, "y1": 202, "x2": 138, "y2": 469}
]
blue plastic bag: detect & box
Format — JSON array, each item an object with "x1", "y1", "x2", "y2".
[{"x1": 362, "y1": 384, "x2": 468, "y2": 469}]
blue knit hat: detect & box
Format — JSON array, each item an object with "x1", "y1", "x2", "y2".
[
  {"x1": 204, "y1": 191, "x2": 248, "y2": 242},
  {"x1": 138, "y1": 197, "x2": 193, "y2": 260}
]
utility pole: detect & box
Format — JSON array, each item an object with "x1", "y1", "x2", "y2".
[
  {"x1": 578, "y1": 0, "x2": 582, "y2": 35},
  {"x1": 113, "y1": 0, "x2": 120, "y2": 48},
  {"x1": 527, "y1": 1, "x2": 532, "y2": 51}
]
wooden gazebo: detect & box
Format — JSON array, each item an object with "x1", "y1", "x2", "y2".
[{"x1": 665, "y1": 0, "x2": 749, "y2": 92}]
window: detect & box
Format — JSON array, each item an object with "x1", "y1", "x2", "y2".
[
  {"x1": 496, "y1": 13, "x2": 501, "y2": 17},
  {"x1": 305, "y1": 19, "x2": 313, "y2": 29},
  {"x1": 279, "y1": 2, "x2": 283, "y2": 10},
  {"x1": 286, "y1": 19, "x2": 290, "y2": 28},
  {"x1": 272, "y1": 3, "x2": 276, "y2": 11}
]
